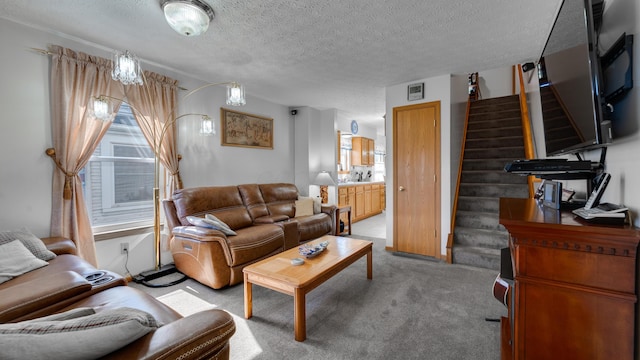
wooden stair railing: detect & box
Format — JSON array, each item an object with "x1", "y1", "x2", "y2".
[
  {"x1": 446, "y1": 97, "x2": 472, "y2": 263},
  {"x1": 516, "y1": 64, "x2": 537, "y2": 197}
]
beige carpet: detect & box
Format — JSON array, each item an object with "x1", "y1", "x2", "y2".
[{"x1": 132, "y1": 235, "x2": 505, "y2": 360}]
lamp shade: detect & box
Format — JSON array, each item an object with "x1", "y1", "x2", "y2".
[
  {"x1": 112, "y1": 50, "x2": 143, "y2": 85},
  {"x1": 162, "y1": 0, "x2": 215, "y2": 36},
  {"x1": 226, "y1": 82, "x2": 246, "y2": 106},
  {"x1": 88, "y1": 96, "x2": 116, "y2": 122},
  {"x1": 314, "y1": 171, "x2": 335, "y2": 186}
]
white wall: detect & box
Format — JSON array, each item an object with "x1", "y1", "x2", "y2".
[
  {"x1": 385, "y1": 74, "x2": 454, "y2": 256},
  {"x1": 0, "y1": 18, "x2": 295, "y2": 276},
  {"x1": 477, "y1": 67, "x2": 514, "y2": 99}
]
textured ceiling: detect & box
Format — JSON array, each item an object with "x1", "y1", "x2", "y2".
[{"x1": 0, "y1": 0, "x2": 561, "y2": 128}]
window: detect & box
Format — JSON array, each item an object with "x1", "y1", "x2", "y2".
[{"x1": 82, "y1": 103, "x2": 157, "y2": 233}]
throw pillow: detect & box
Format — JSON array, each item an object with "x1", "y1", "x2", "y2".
[
  {"x1": 0, "y1": 240, "x2": 48, "y2": 284},
  {"x1": 295, "y1": 197, "x2": 314, "y2": 217},
  {"x1": 313, "y1": 197, "x2": 322, "y2": 214},
  {"x1": 0, "y1": 228, "x2": 56, "y2": 261},
  {"x1": 186, "y1": 215, "x2": 237, "y2": 236},
  {"x1": 204, "y1": 214, "x2": 237, "y2": 236},
  {"x1": 0, "y1": 307, "x2": 159, "y2": 360}
]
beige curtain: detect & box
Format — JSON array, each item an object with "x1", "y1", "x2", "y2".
[
  {"x1": 125, "y1": 72, "x2": 182, "y2": 198},
  {"x1": 48, "y1": 45, "x2": 123, "y2": 266}
]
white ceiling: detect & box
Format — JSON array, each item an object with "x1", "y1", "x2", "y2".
[{"x1": 0, "y1": 0, "x2": 561, "y2": 129}]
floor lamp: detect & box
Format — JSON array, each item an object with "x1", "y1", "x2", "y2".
[{"x1": 99, "y1": 49, "x2": 246, "y2": 286}]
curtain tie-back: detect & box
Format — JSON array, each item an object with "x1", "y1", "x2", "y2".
[{"x1": 45, "y1": 148, "x2": 77, "y2": 200}]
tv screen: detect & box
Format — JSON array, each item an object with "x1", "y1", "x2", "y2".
[{"x1": 538, "y1": 0, "x2": 611, "y2": 156}]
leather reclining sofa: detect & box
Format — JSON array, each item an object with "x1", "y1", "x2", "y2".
[
  {"x1": 163, "y1": 183, "x2": 337, "y2": 289},
  {"x1": 0, "y1": 237, "x2": 235, "y2": 359}
]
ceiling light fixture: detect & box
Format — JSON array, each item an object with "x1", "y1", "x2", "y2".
[
  {"x1": 226, "y1": 82, "x2": 246, "y2": 106},
  {"x1": 111, "y1": 50, "x2": 143, "y2": 85},
  {"x1": 162, "y1": 0, "x2": 215, "y2": 36}
]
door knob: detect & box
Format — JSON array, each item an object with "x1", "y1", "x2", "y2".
[{"x1": 399, "y1": 186, "x2": 405, "y2": 192}]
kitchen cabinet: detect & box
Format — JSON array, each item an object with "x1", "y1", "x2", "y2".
[
  {"x1": 351, "y1": 137, "x2": 374, "y2": 166},
  {"x1": 372, "y1": 184, "x2": 381, "y2": 213},
  {"x1": 355, "y1": 185, "x2": 365, "y2": 220},
  {"x1": 338, "y1": 182, "x2": 384, "y2": 223}
]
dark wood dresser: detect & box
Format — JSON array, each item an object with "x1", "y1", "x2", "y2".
[{"x1": 499, "y1": 197, "x2": 640, "y2": 360}]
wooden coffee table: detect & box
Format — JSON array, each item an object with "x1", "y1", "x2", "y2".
[{"x1": 243, "y1": 235, "x2": 373, "y2": 341}]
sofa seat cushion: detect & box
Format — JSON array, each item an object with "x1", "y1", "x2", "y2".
[
  {"x1": 226, "y1": 225, "x2": 284, "y2": 266},
  {"x1": 295, "y1": 214, "x2": 334, "y2": 242}
]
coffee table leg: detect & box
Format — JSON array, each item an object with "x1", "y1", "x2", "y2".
[
  {"x1": 294, "y1": 288, "x2": 306, "y2": 341},
  {"x1": 244, "y1": 273, "x2": 253, "y2": 319},
  {"x1": 367, "y1": 248, "x2": 372, "y2": 279}
]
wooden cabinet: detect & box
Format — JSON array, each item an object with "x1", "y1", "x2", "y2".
[
  {"x1": 354, "y1": 185, "x2": 365, "y2": 220},
  {"x1": 338, "y1": 183, "x2": 384, "y2": 223},
  {"x1": 371, "y1": 184, "x2": 381, "y2": 213},
  {"x1": 351, "y1": 137, "x2": 374, "y2": 166},
  {"x1": 364, "y1": 185, "x2": 372, "y2": 215},
  {"x1": 499, "y1": 198, "x2": 640, "y2": 360},
  {"x1": 380, "y1": 185, "x2": 385, "y2": 210}
]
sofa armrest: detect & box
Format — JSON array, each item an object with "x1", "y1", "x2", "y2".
[
  {"x1": 254, "y1": 214, "x2": 289, "y2": 224},
  {"x1": 321, "y1": 204, "x2": 337, "y2": 216},
  {"x1": 0, "y1": 271, "x2": 92, "y2": 322},
  {"x1": 321, "y1": 204, "x2": 337, "y2": 234},
  {"x1": 101, "y1": 309, "x2": 236, "y2": 360},
  {"x1": 41, "y1": 236, "x2": 77, "y2": 255}
]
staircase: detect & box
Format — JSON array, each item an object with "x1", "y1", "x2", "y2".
[{"x1": 452, "y1": 95, "x2": 529, "y2": 270}]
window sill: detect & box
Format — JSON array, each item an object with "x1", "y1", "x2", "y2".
[{"x1": 94, "y1": 224, "x2": 164, "y2": 242}]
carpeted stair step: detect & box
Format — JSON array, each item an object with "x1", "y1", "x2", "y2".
[
  {"x1": 461, "y1": 170, "x2": 528, "y2": 184},
  {"x1": 455, "y1": 211, "x2": 505, "y2": 232},
  {"x1": 457, "y1": 196, "x2": 500, "y2": 212},
  {"x1": 461, "y1": 158, "x2": 515, "y2": 171},
  {"x1": 454, "y1": 226, "x2": 508, "y2": 249},
  {"x1": 466, "y1": 125, "x2": 524, "y2": 139},
  {"x1": 467, "y1": 115, "x2": 522, "y2": 130},
  {"x1": 468, "y1": 109, "x2": 522, "y2": 123},
  {"x1": 459, "y1": 183, "x2": 529, "y2": 198},
  {"x1": 452, "y1": 245, "x2": 502, "y2": 270},
  {"x1": 466, "y1": 136, "x2": 524, "y2": 149},
  {"x1": 464, "y1": 146, "x2": 525, "y2": 159}
]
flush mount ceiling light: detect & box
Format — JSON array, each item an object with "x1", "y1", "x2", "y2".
[{"x1": 162, "y1": 0, "x2": 215, "y2": 36}]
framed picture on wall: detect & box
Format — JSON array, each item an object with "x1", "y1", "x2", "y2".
[
  {"x1": 407, "y1": 82, "x2": 424, "y2": 101},
  {"x1": 220, "y1": 108, "x2": 273, "y2": 149}
]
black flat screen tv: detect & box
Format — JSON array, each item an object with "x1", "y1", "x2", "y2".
[{"x1": 538, "y1": 0, "x2": 612, "y2": 157}]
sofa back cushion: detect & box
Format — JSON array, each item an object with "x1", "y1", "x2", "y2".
[
  {"x1": 172, "y1": 186, "x2": 253, "y2": 230},
  {"x1": 258, "y1": 183, "x2": 297, "y2": 218},
  {"x1": 237, "y1": 184, "x2": 269, "y2": 221}
]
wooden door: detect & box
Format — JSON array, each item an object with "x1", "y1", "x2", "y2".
[{"x1": 393, "y1": 101, "x2": 441, "y2": 257}]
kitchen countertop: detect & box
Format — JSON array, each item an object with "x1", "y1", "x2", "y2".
[{"x1": 338, "y1": 181, "x2": 385, "y2": 186}]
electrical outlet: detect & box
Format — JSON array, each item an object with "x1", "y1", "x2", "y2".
[{"x1": 120, "y1": 242, "x2": 129, "y2": 254}]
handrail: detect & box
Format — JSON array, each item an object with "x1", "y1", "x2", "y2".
[
  {"x1": 516, "y1": 64, "x2": 537, "y2": 197},
  {"x1": 446, "y1": 97, "x2": 473, "y2": 264}
]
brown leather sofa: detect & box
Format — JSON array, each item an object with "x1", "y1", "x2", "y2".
[
  {"x1": 0, "y1": 237, "x2": 235, "y2": 359},
  {"x1": 163, "y1": 183, "x2": 336, "y2": 289}
]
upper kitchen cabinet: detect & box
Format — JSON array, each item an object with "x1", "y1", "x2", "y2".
[{"x1": 351, "y1": 136, "x2": 374, "y2": 166}]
